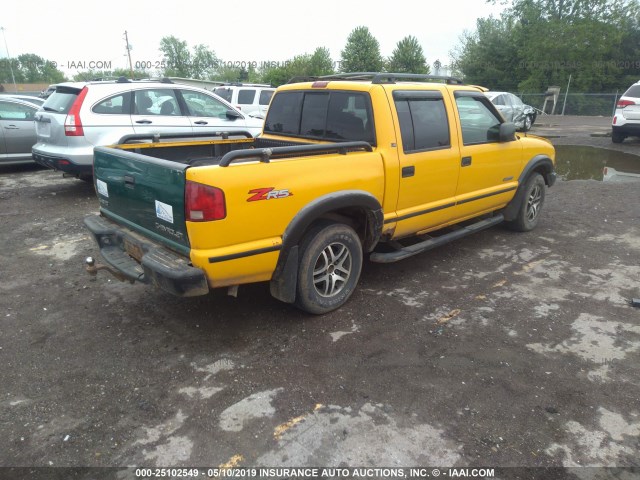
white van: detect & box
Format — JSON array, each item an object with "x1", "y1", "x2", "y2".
[{"x1": 213, "y1": 84, "x2": 275, "y2": 119}]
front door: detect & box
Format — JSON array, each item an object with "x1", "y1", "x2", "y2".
[{"x1": 453, "y1": 92, "x2": 522, "y2": 219}]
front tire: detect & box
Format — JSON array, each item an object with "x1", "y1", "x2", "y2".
[
  {"x1": 505, "y1": 173, "x2": 546, "y2": 232},
  {"x1": 522, "y1": 115, "x2": 533, "y2": 132},
  {"x1": 295, "y1": 222, "x2": 363, "y2": 315}
]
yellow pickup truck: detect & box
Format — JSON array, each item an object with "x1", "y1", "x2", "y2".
[{"x1": 84, "y1": 73, "x2": 556, "y2": 314}]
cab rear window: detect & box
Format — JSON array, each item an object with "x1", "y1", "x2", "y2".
[{"x1": 264, "y1": 90, "x2": 375, "y2": 145}]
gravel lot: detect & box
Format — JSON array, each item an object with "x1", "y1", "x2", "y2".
[{"x1": 1, "y1": 117, "x2": 639, "y2": 475}]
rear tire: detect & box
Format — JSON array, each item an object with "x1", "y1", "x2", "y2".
[
  {"x1": 505, "y1": 173, "x2": 546, "y2": 232},
  {"x1": 611, "y1": 130, "x2": 625, "y2": 144},
  {"x1": 295, "y1": 222, "x2": 363, "y2": 315}
]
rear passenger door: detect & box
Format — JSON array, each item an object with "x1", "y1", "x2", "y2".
[
  {"x1": 392, "y1": 90, "x2": 461, "y2": 237},
  {"x1": 130, "y1": 88, "x2": 192, "y2": 136},
  {"x1": 84, "y1": 92, "x2": 135, "y2": 145}
]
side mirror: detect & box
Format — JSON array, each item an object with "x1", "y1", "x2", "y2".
[
  {"x1": 226, "y1": 109, "x2": 242, "y2": 120},
  {"x1": 499, "y1": 122, "x2": 516, "y2": 142}
]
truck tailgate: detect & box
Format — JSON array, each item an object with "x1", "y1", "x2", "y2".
[{"x1": 93, "y1": 146, "x2": 190, "y2": 255}]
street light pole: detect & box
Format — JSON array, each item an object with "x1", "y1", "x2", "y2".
[{"x1": 1, "y1": 26, "x2": 18, "y2": 93}]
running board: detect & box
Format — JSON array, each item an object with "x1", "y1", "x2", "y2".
[{"x1": 370, "y1": 214, "x2": 504, "y2": 264}]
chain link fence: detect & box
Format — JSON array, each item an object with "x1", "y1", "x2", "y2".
[{"x1": 519, "y1": 93, "x2": 620, "y2": 117}]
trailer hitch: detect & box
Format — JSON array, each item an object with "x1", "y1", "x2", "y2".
[{"x1": 85, "y1": 257, "x2": 135, "y2": 284}]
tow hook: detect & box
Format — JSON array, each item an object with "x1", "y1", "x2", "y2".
[{"x1": 85, "y1": 256, "x2": 134, "y2": 284}]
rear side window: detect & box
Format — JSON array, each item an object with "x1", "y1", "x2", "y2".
[
  {"x1": 259, "y1": 90, "x2": 274, "y2": 106},
  {"x1": 264, "y1": 90, "x2": 375, "y2": 144},
  {"x1": 237, "y1": 89, "x2": 256, "y2": 104},
  {"x1": 92, "y1": 93, "x2": 131, "y2": 115},
  {"x1": 393, "y1": 91, "x2": 450, "y2": 152},
  {"x1": 42, "y1": 87, "x2": 80, "y2": 114},
  {"x1": 264, "y1": 92, "x2": 303, "y2": 135}
]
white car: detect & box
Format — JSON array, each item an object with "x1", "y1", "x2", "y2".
[
  {"x1": 213, "y1": 84, "x2": 275, "y2": 119},
  {"x1": 32, "y1": 79, "x2": 264, "y2": 180},
  {"x1": 612, "y1": 80, "x2": 640, "y2": 144}
]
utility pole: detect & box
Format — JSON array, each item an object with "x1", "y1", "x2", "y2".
[
  {"x1": 1, "y1": 26, "x2": 18, "y2": 93},
  {"x1": 124, "y1": 31, "x2": 134, "y2": 79}
]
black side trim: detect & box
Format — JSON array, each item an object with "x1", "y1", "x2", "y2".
[
  {"x1": 209, "y1": 245, "x2": 281, "y2": 263},
  {"x1": 387, "y1": 186, "x2": 516, "y2": 225},
  {"x1": 456, "y1": 186, "x2": 517, "y2": 205},
  {"x1": 385, "y1": 202, "x2": 456, "y2": 224}
]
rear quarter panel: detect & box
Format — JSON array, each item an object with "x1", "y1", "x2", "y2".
[{"x1": 186, "y1": 151, "x2": 385, "y2": 287}]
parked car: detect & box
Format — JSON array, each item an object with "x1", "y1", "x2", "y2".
[
  {"x1": 612, "y1": 80, "x2": 640, "y2": 144},
  {"x1": 4, "y1": 95, "x2": 46, "y2": 107},
  {"x1": 213, "y1": 84, "x2": 275, "y2": 118},
  {"x1": 32, "y1": 78, "x2": 264, "y2": 181},
  {"x1": 40, "y1": 84, "x2": 59, "y2": 99},
  {"x1": 485, "y1": 91, "x2": 537, "y2": 131},
  {"x1": 0, "y1": 97, "x2": 40, "y2": 166}
]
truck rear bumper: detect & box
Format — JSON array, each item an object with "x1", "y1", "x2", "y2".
[{"x1": 84, "y1": 215, "x2": 209, "y2": 297}]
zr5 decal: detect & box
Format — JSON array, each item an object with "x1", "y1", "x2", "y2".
[{"x1": 247, "y1": 187, "x2": 293, "y2": 202}]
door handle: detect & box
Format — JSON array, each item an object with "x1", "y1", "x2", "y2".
[
  {"x1": 4, "y1": 125, "x2": 19, "y2": 129},
  {"x1": 461, "y1": 156, "x2": 472, "y2": 167},
  {"x1": 402, "y1": 166, "x2": 415, "y2": 178},
  {"x1": 194, "y1": 121, "x2": 208, "y2": 125},
  {"x1": 135, "y1": 120, "x2": 152, "y2": 124}
]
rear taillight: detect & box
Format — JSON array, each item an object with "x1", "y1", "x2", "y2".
[
  {"x1": 616, "y1": 99, "x2": 636, "y2": 108},
  {"x1": 185, "y1": 181, "x2": 226, "y2": 221},
  {"x1": 65, "y1": 87, "x2": 88, "y2": 136}
]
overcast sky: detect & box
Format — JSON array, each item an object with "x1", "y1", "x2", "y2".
[{"x1": 2, "y1": 0, "x2": 507, "y2": 76}]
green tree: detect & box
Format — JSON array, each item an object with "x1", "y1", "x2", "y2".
[
  {"x1": 387, "y1": 36, "x2": 430, "y2": 74},
  {"x1": 453, "y1": 0, "x2": 640, "y2": 93},
  {"x1": 339, "y1": 26, "x2": 384, "y2": 73},
  {"x1": 260, "y1": 48, "x2": 336, "y2": 87},
  {"x1": 308, "y1": 47, "x2": 335, "y2": 76},
  {"x1": 159, "y1": 36, "x2": 218, "y2": 79},
  {"x1": 160, "y1": 36, "x2": 192, "y2": 77},
  {"x1": 191, "y1": 44, "x2": 219, "y2": 79},
  {"x1": 0, "y1": 54, "x2": 65, "y2": 84}
]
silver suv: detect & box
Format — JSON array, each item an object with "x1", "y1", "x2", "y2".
[
  {"x1": 612, "y1": 80, "x2": 640, "y2": 144},
  {"x1": 32, "y1": 78, "x2": 264, "y2": 180}
]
